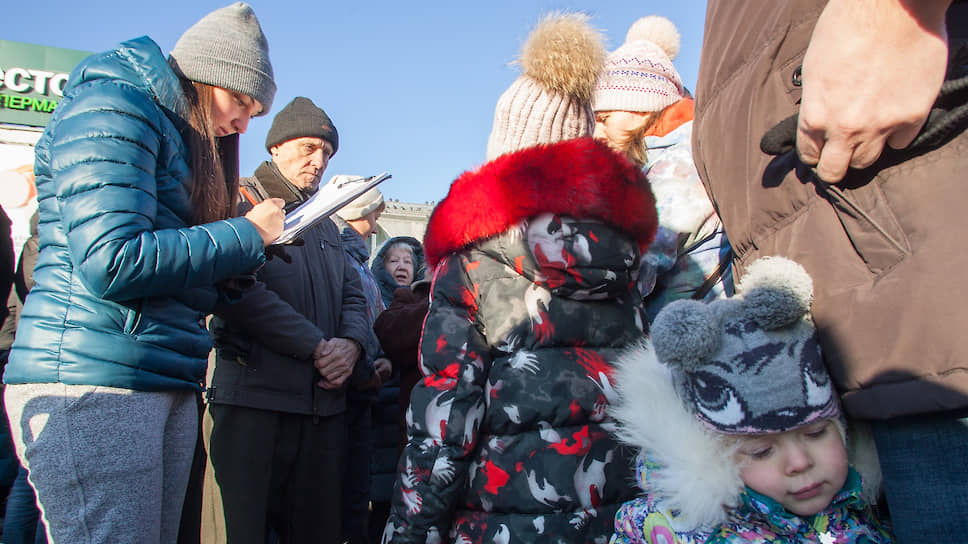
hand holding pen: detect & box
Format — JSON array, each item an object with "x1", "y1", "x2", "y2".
[{"x1": 244, "y1": 198, "x2": 286, "y2": 247}]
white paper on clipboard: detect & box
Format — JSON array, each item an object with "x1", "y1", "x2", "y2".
[{"x1": 272, "y1": 172, "x2": 391, "y2": 245}]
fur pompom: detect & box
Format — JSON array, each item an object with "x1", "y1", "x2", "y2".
[
  {"x1": 520, "y1": 12, "x2": 605, "y2": 101},
  {"x1": 625, "y1": 15, "x2": 680, "y2": 61},
  {"x1": 740, "y1": 256, "x2": 813, "y2": 330},
  {"x1": 651, "y1": 299, "x2": 720, "y2": 371}
]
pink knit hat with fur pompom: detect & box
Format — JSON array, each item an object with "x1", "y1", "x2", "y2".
[
  {"x1": 486, "y1": 13, "x2": 606, "y2": 161},
  {"x1": 592, "y1": 15, "x2": 685, "y2": 114}
]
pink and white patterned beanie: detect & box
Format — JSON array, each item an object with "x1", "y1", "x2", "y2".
[{"x1": 592, "y1": 15, "x2": 685, "y2": 114}]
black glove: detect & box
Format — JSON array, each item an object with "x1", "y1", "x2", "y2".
[{"x1": 264, "y1": 238, "x2": 305, "y2": 263}]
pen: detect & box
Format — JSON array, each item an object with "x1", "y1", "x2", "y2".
[{"x1": 240, "y1": 186, "x2": 259, "y2": 206}]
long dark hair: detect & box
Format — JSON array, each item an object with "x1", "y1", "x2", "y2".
[{"x1": 176, "y1": 76, "x2": 241, "y2": 224}]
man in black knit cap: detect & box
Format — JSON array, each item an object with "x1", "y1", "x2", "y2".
[{"x1": 204, "y1": 96, "x2": 368, "y2": 544}]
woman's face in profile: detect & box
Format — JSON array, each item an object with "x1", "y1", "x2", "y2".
[
  {"x1": 211, "y1": 87, "x2": 263, "y2": 136},
  {"x1": 385, "y1": 246, "x2": 414, "y2": 287},
  {"x1": 593, "y1": 110, "x2": 649, "y2": 152}
]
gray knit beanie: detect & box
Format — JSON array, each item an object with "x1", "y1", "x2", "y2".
[
  {"x1": 169, "y1": 2, "x2": 276, "y2": 115},
  {"x1": 650, "y1": 257, "x2": 841, "y2": 435},
  {"x1": 264, "y1": 96, "x2": 339, "y2": 154}
]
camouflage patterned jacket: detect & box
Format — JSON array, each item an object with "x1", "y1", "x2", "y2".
[{"x1": 384, "y1": 138, "x2": 658, "y2": 543}]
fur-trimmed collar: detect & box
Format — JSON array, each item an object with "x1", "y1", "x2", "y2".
[
  {"x1": 611, "y1": 340, "x2": 744, "y2": 529},
  {"x1": 423, "y1": 138, "x2": 656, "y2": 266}
]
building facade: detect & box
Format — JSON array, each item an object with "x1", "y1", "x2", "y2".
[{"x1": 368, "y1": 198, "x2": 433, "y2": 259}]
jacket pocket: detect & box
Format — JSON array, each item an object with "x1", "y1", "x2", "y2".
[
  {"x1": 317, "y1": 229, "x2": 341, "y2": 256},
  {"x1": 817, "y1": 181, "x2": 910, "y2": 275},
  {"x1": 315, "y1": 229, "x2": 345, "y2": 283}
]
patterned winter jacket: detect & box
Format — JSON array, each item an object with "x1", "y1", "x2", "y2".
[
  {"x1": 383, "y1": 138, "x2": 657, "y2": 543},
  {"x1": 705, "y1": 469, "x2": 893, "y2": 543},
  {"x1": 612, "y1": 458, "x2": 892, "y2": 544},
  {"x1": 611, "y1": 454, "x2": 713, "y2": 544},
  {"x1": 637, "y1": 100, "x2": 731, "y2": 322}
]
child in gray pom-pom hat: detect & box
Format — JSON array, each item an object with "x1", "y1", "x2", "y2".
[{"x1": 608, "y1": 256, "x2": 894, "y2": 544}]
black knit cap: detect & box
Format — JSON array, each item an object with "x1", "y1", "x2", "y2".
[{"x1": 264, "y1": 96, "x2": 339, "y2": 154}]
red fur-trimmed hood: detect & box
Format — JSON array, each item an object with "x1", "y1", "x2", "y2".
[{"x1": 424, "y1": 138, "x2": 657, "y2": 267}]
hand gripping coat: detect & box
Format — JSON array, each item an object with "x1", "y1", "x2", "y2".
[{"x1": 383, "y1": 138, "x2": 657, "y2": 543}]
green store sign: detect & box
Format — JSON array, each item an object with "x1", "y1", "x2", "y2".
[{"x1": 0, "y1": 40, "x2": 91, "y2": 127}]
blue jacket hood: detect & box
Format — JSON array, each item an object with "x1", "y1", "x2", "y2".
[{"x1": 68, "y1": 36, "x2": 191, "y2": 134}]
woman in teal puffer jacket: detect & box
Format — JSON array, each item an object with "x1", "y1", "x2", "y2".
[{"x1": 2, "y1": 3, "x2": 283, "y2": 542}]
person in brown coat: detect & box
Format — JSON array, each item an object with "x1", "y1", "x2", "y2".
[
  {"x1": 372, "y1": 280, "x2": 430, "y2": 451},
  {"x1": 693, "y1": 1, "x2": 968, "y2": 541}
]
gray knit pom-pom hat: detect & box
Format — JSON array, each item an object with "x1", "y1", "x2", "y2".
[
  {"x1": 169, "y1": 2, "x2": 276, "y2": 115},
  {"x1": 651, "y1": 256, "x2": 840, "y2": 434}
]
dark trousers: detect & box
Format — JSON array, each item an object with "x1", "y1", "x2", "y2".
[
  {"x1": 2, "y1": 464, "x2": 46, "y2": 544},
  {"x1": 342, "y1": 397, "x2": 373, "y2": 544},
  {"x1": 367, "y1": 501, "x2": 391, "y2": 544},
  {"x1": 871, "y1": 412, "x2": 968, "y2": 543},
  {"x1": 207, "y1": 404, "x2": 345, "y2": 544},
  {"x1": 178, "y1": 393, "x2": 205, "y2": 544}
]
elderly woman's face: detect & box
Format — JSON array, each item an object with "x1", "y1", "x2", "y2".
[{"x1": 385, "y1": 246, "x2": 414, "y2": 286}]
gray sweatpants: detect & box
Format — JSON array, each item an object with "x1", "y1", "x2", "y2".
[{"x1": 4, "y1": 383, "x2": 197, "y2": 544}]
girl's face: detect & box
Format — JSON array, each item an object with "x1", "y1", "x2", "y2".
[
  {"x1": 211, "y1": 87, "x2": 263, "y2": 136},
  {"x1": 735, "y1": 419, "x2": 848, "y2": 516},
  {"x1": 593, "y1": 110, "x2": 650, "y2": 151},
  {"x1": 385, "y1": 246, "x2": 414, "y2": 286}
]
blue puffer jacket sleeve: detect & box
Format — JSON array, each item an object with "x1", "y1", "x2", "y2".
[{"x1": 50, "y1": 77, "x2": 263, "y2": 301}]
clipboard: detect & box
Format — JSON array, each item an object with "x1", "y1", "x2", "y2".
[{"x1": 272, "y1": 172, "x2": 391, "y2": 245}]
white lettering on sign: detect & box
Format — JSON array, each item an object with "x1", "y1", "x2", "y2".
[
  {"x1": 3, "y1": 68, "x2": 30, "y2": 92},
  {"x1": 0, "y1": 66, "x2": 71, "y2": 96}
]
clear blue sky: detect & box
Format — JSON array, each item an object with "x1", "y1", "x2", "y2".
[{"x1": 4, "y1": 0, "x2": 708, "y2": 204}]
